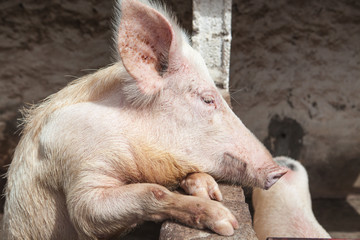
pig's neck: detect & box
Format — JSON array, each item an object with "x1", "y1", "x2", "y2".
[
  {"x1": 121, "y1": 108, "x2": 208, "y2": 171},
  {"x1": 97, "y1": 92, "x2": 203, "y2": 186},
  {"x1": 124, "y1": 140, "x2": 199, "y2": 189},
  {"x1": 23, "y1": 63, "x2": 127, "y2": 139}
]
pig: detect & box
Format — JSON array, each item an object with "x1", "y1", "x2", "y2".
[
  {"x1": 2, "y1": 0, "x2": 287, "y2": 239},
  {"x1": 252, "y1": 156, "x2": 331, "y2": 240}
]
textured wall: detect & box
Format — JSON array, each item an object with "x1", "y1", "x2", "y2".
[
  {"x1": 230, "y1": 0, "x2": 360, "y2": 198},
  {"x1": 0, "y1": 0, "x2": 359, "y2": 213}
]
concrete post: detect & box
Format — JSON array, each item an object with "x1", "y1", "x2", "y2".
[{"x1": 192, "y1": 0, "x2": 232, "y2": 91}]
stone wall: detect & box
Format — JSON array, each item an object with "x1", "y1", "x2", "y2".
[
  {"x1": 230, "y1": 0, "x2": 360, "y2": 198},
  {"x1": 0, "y1": 0, "x2": 359, "y2": 213}
]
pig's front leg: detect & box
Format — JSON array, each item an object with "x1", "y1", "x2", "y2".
[
  {"x1": 180, "y1": 172, "x2": 223, "y2": 201},
  {"x1": 67, "y1": 179, "x2": 238, "y2": 238}
]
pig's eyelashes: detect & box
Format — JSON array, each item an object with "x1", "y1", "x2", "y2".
[{"x1": 201, "y1": 96, "x2": 215, "y2": 106}]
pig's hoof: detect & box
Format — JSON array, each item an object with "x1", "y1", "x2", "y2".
[
  {"x1": 213, "y1": 219, "x2": 235, "y2": 236},
  {"x1": 180, "y1": 173, "x2": 223, "y2": 201},
  {"x1": 202, "y1": 202, "x2": 239, "y2": 236}
]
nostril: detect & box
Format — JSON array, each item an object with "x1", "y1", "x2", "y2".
[
  {"x1": 264, "y1": 170, "x2": 288, "y2": 190},
  {"x1": 273, "y1": 172, "x2": 283, "y2": 180}
]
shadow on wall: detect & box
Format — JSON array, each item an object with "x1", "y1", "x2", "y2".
[{"x1": 263, "y1": 114, "x2": 304, "y2": 159}]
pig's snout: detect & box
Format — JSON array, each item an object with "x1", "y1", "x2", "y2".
[{"x1": 264, "y1": 168, "x2": 288, "y2": 190}]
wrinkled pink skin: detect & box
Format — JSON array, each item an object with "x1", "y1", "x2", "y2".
[{"x1": 2, "y1": 0, "x2": 287, "y2": 239}]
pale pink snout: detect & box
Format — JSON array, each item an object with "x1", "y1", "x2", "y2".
[{"x1": 264, "y1": 167, "x2": 288, "y2": 190}]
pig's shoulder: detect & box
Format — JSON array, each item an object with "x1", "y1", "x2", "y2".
[{"x1": 39, "y1": 102, "x2": 129, "y2": 146}]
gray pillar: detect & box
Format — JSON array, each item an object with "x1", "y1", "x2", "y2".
[{"x1": 192, "y1": 0, "x2": 232, "y2": 91}]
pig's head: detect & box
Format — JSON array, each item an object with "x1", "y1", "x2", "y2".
[
  {"x1": 253, "y1": 156, "x2": 312, "y2": 210},
  {"x1": 273, "y1": 156, "x2": 312, "y2": 203},
  {"x1": 115, "y1": 0, "x2": 287, "y2": 189}
]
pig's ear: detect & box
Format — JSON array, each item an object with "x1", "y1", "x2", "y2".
[{"x1": 116, "y1": 0, "x2": 176, "y2": 95}]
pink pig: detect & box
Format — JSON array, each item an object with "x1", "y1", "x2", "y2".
[
  {"x1": 252, "y1": 156, "x2": 331, "y2": 240},
  {"x1": 2, "y1": 0, "x2": 287, "y2": 239}
]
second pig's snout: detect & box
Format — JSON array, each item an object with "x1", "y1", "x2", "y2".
[{"x1": 264, "y1": 168, "x2": 288, "y2": 190}]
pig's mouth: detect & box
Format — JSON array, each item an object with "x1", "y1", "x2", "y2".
[
  {"x1": 214, "y1": 153, "x2": 262, "y2": 188},
  {"x1": 214, "y1": 153, "x2": 287, "y2": 189}
]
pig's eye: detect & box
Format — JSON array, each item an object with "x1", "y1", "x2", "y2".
[{"x1": 202, "y1": 96, "x2": 215, "y2": 105}]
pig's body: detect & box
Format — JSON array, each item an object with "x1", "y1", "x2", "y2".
[
  {"x1": 252, "y1": 156, "x2": 331, "y2": 240},
  {"x1": 3, "y1": 1, "x2": 286, "y2": 239}
]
